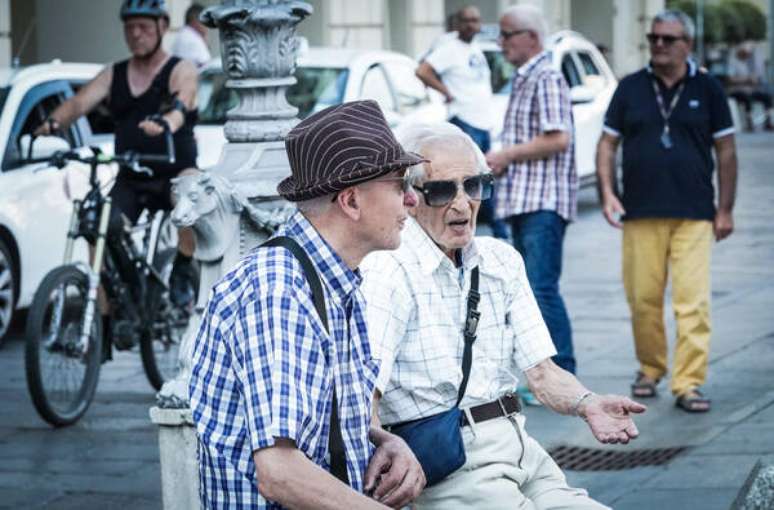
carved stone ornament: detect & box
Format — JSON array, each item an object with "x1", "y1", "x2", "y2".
[
  {"x1": 201, "y1": 0, "x2": 313, "y2": 142},
  {"x1": 156, "y1": 170, "x2": 292, "y2": 408}
]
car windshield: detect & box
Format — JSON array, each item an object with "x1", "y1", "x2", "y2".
[
  {"x1": 197, "y1": 67, "x2": 349, "y2": 124},
  {"x1": 484, "y1": 50, "x2": 514, "y2": 95},
  {"x1": 483, "y1": 50, "x2": 554, "y2": 96}
]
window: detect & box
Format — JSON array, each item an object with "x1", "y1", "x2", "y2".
[
  {"x1": 197, "y1": 66, "x2": 349, "y2": 123},
  {"x1": 360, "y1": 65, "x2": 397, "y2": 113},
  {"x1": 381, "y1": 61, "x2": 428, "y2": 113},
  {"x1": 484, "y1": 50, "x2": 514, "y2": 95},
  {"x1": 72, "y1": 82, "x2": 113, "y2": 135},
  {"x1": 197, "y1": 70, "x2": 237, "y2": 125},
  {"x1": 577, "y1": 52, "x2": 601, "y2": 76},
  {"x1": 3, "y1": 83, "x2": 76, "y2": 171},
  {"x1": 561, "y1": 54, "x2": 582, "y2": 88},
  {"x1": 288, "y1": 67, "x2": 349, "y2": 119}
]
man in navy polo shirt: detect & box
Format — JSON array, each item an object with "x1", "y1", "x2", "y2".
[{"x1": 596, "y1": 10, "x2": 738, "y2": 413}]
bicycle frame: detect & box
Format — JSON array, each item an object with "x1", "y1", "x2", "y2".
[{"x1": 60, "y1": 154, "x2": 170, "y2": 356}]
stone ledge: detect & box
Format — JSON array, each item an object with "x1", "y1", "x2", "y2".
[{"x1": 149, "y1": 406, "x2": 195, "y2": 427}]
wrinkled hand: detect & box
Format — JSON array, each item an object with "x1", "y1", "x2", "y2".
[
  {"x1": 601, "y1": 192, "x2": 625, "y2": 228},
  {"x1": 485, "y1": 149, "x2": 510, "y2": 177},
  {"x1": 581, "y1": 394, "x2": 646, "y2": 444},
  {"x1": 138, "y1": 119, "x2": 165, "y2": 137},
  {"x1": 714, "y1": 209, "x2": 733, "y2": 241},
  {"x1": 364, "y1": 432, "x2": 425, "y2": 508}
]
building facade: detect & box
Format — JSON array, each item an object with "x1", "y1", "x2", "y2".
[{"x1": 13, "y1": 0, "x2": 751, "y2": 80}]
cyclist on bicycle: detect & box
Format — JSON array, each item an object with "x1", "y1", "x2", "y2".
[{"x1": 35, "y1": 0, "x2": 199, "y2": 354}]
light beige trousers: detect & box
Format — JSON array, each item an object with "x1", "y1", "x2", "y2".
[{"x1": 413, "y1": 415, "x2": 609, "y2": 510}]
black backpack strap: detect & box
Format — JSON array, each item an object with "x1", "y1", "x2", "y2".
[
  {"x1": 455, "y1": 266, "x2": 480, "y2": 408},
  {"x1": 260, "y1": 236, "x2": 348, "y2": 485}
]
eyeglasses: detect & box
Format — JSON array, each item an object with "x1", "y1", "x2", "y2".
[
  {"x1": 375, "y1": 175, "x2": 413, "y2": 194},
  {"x1": 646, "y1": 33, "x2": 685, "y2": 46},
  {"x1": 412, "y1": 174, "x2": 494, "y2": 207},
  {"x1": 331, "y1": 173, "x2": 412, "y2": 202},
  {"x1": 499, "y1": 29, "x2": 530, "y2": 40}
]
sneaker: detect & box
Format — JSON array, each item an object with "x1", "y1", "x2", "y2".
[{"x1": 517, "y1": 386, "x2": 542, "y2": 407}]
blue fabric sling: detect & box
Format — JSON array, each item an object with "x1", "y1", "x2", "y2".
[{"x1": 390, "y1": 267, "x2": 480, "y2": 487}]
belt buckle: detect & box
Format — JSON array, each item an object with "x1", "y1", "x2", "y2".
[
  {"x1": 500, "y1": 392, "x2": 518, "y2": 416},
  {"x1": 498, "y1": 395, "x2": 510, "y2": 417}
]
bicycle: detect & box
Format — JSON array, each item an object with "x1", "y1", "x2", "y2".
[{"x1": 24, "y1": 131, "x2": 194, "y2": 427}]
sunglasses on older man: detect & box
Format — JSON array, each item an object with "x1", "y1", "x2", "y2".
[
  {"x1": 412, "y1": 174, "x2": 494, "y2": 207},
  {"x1": 646, "y1": 33, "x2": 685, "y2": 45}
]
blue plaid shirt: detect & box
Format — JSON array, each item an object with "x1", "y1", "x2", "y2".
[{"x1": 189, "y1": 211, "x2": 379, "y2": 509}]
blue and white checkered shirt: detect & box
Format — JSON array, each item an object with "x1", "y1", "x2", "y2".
[{"x1": 189, "y1": 211, "x2": 379, "y2": 509}]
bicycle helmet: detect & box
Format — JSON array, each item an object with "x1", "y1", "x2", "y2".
[{"x1": 120, "y1": 0, "x2": 169, "y2": 21}]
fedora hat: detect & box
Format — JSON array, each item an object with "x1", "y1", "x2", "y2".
[{"x1": 278, "y1": 100, "x2": 427, "y2": 202}]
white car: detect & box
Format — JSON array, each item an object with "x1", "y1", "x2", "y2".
[
  {"x1": 480, "y1": 30, "x2": 617, "y2": 184},
  {"x1": 195, "y1": 47, "x2": 447, "y2": 168},
  {"x1": 0, "y1": 61, "x2": 114, "y2": 343}
]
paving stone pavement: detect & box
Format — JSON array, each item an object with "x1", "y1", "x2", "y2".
[{"x1": 0, "y1": 132, "x2": 771, "y2": 509}]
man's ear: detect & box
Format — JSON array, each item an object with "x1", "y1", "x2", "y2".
[{"x1": 335, "y1": 187, "x2": 361, "y2": 221}]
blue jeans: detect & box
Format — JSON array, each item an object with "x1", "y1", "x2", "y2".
[
  {"x1": 449, "y1": 116, "x2": 509, "y2": 240},
  {"x1": 510, "y1": 211, "x2": 575, "y2": 374}
]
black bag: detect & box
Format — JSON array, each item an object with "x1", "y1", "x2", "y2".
[
  {"x1": 390, "y1": 267, "x2": 480, "y2": 487},
  {"x1": 261, "y1": 236, "x2": 349, "y2": 485}
]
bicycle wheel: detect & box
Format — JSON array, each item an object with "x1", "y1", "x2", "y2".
[
  {"x1": 25, "y1": 265, "x2": 102, "y2": 426},
  {"x1": 140, "y1": 249, "x2": 191, "y2": 390}
]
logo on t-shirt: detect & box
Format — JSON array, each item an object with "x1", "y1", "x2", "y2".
[{"x1": 689, "y1": 99, "x2": 700, "y2": 108}]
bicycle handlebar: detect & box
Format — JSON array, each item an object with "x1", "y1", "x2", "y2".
[{"x1": 26, "y1": 127, "x2": 176, "y2": 178}]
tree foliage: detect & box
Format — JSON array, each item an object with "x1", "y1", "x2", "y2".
[{"x1": 666, "y1": 0, "x2": 766, "y2": 43}]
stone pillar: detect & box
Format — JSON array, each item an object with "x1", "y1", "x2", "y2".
[
  {"x1": 0, "y1": 0, "x2": 11, "y2": 68},
  {"x1": 149, "y1": 2, "x2": 311, "y2": 508}
]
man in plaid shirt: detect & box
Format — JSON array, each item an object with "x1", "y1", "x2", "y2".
[
  {"x1": 486, "y1": 5, "x2": 579, "y2": 379},
  {"x1": 189, "y1": 101, "x2": 426, "y2": 509}
]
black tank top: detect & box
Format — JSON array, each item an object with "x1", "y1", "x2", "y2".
[{"x1": 110, "y1": 56, "x2": 198, "y2": 179}]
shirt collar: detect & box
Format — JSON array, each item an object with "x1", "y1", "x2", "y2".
[
  {"x1": 645, "y1": 58, "x2": 697, "y2": 78},
  {"x1": 517, "y1": 50, "x2": 550, "y2": 77},
  {"x1": 280, "y1": 210, "x2": 362, "y2": 304},
  {"x1": 404, "y1": 218, "x2": 481, "y2": 276}
]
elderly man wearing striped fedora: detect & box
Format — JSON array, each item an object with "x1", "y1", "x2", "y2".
[{"x1": 190, "y1": 100, "x2": 427, "y2": 509}]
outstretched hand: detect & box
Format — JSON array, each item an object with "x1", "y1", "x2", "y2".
[
  {"x1": 581, "y1": 394, "x2": 646, "y2": 444},
  {"x1": 364, "y1": 432, "x2": 425, "y2": 508}
]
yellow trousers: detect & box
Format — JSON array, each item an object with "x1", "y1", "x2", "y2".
[{"x1": 623, "y1": 218, "x2": 713, "y2": 396}]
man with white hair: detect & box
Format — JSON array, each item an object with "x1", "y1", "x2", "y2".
[
  {"x1": 485, "y1": 6, "x2": 579, "y2": 392},
  {"x1": 362, "y1": 121, "x2": 645, "y2": 508}
]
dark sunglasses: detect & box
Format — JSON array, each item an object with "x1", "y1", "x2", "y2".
[
  {"x1": 499, "y1": 28, "x2": 530, "y2": 40},
  {"x1": 412, "y1": 174, "x2": 494, "y2": 207},
  {"x1": 646, "y1": 33, "x2": 685, "y2": 45}
]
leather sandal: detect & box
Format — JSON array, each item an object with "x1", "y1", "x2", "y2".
[
  {"x1": 675, "y1": 389, "x2": 711, "y2": 413},
  {"x1": 631, "y1": 371, "x2": 659, "y2": 398}
]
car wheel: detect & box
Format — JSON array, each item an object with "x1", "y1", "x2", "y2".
[{"x1": 0, "y1": 238, "x2": 17, "y2": 346}]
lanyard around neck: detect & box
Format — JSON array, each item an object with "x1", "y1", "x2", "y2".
[
  {"x1": 651, "y1": 78, "x2": 685, "y2": 149},
  {"x1": 651, "y1": 78, "x2": 685, "y2": 125}
]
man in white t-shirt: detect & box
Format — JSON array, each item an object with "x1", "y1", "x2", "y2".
[
  {"x1": 171, "y1": 3, "x2": 211, "y2": 68},
  {"x1": 416, "y1": 5, "x2": 508, "y2": 239}
]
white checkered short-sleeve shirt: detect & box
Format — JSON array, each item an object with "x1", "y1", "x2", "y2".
[{"x1": 360, "y1": 219, "x2": 556, "y2": 425}]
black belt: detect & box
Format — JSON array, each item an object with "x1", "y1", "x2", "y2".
[{"x1": 461, "y1": 393, "x2": 521, "y2": 427}]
